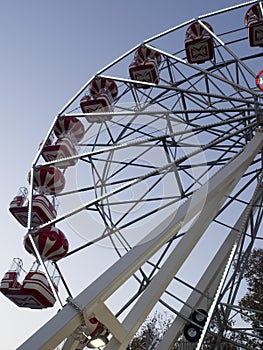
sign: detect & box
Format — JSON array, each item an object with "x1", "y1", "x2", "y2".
[{"x1": 256, "y1": 70, "x2": 263, "y2": 91}]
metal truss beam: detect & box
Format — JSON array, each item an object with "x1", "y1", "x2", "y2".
[
  {"x1": 157, "y1": 176, "x2": 263, "y2": 349},
  {"x1": 17, "y1": 130, "x2": 263, "y2": 350}
]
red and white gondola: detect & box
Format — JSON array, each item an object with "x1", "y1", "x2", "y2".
[
  {"x1": 0, "y1": 260, "x2": 57, "y2": 309},
  {"x1": 24, "y1": 225, "x2": 69, "y2": 261},
  {"x1": 134, "y1": 45, "x2": 162, "y2": 65},
  {"x1": 80, "y1": 77, "x2": 118, "y2": 123},
  {"x1": 74, "y1": 317, "x2": 108, "y2": 349},
  {"x1": 244, "y1": 3, "x2": 263, "y2": 47},
  {"x1": 129, "y1": 45, "x2": 162, "y2": 88},
  {"x1": 28, "y1": 165, "x2": 65, "y2": 195},
  {"x1": 9, "y1": 191, "x2": 57, "y2": 227},
  {"x1": 54, "y1": 116, "x2": 85, "y2": 142},
  {"x1": 41, "y1": 136, "x2": 78, "y2": 169},
  {"x1": 185, "y1": 21, "x2": 214, "y2": 64},
  {"x1": 89, "y1": 77, "x2": 118, "y2": 100}
]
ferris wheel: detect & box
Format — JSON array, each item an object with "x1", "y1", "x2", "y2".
[{"x1": 2, "y1": 1, "x2": 263, "y2": 349}]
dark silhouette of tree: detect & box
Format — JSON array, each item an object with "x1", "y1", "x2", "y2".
[
  {"x1": 127, "y1": 312, "x2": 173, "y2": 350},
  {"x1": 237, "y1": 248, "x2": 263, "y2": 347}
]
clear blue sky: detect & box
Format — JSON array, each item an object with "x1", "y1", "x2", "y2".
[{"x1": 0, "y1": 1, "x2": 256, "y2": 348}]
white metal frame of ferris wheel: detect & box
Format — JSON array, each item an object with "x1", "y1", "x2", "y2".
[
  {"x1": 16, "y1": 1, "x2": 263, "y2": 349},
  {"x1": 18, "y1": 129, "x2": 263, "y2": 350}
]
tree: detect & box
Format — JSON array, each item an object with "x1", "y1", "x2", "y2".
[
  {"x1": 127, "y1": 312, "x2": 173, "y2": 350},
  {"x1": 238, "y1": 248, "x2": 263, "y2": 343},
  {"x1": 207, "y1": 248, "x2": 263, "y2": 349}
]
